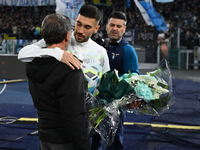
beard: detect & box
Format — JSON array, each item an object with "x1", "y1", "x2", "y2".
[
  {"x1": 74, "y1": 32, "x2": 89, "y2": 43},
  {"x1": 109, "y1": 38, "x2": 119, "y2": 42},
  {"x1": 109, "y1": 35, "x2": 121, "y2": 42},
  {"x1": 108, "y1": 31, "x2": 121, "y2": 42}
]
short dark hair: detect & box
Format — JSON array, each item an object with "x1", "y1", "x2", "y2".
[
  {"x1": 41, "y1": 14, "x2": 72, "y2": 45},
  {"x1": 107, "y1": 11, "x2": 127, "y2": 25},
  {"x1": 78, "y1": 4, "x2": 101, "y2": 23}
]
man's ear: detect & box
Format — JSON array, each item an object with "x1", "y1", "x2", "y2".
[
  {"x1": 123, "y1": 26, "x2": 127, "y2": 34},
  {"x1": 93, "y1": 25, "x2": 100, "y2": 34}
]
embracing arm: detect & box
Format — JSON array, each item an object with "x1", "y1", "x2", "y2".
[{"x1": 18, "y1": 39, "x2": 81, "y2": 69}]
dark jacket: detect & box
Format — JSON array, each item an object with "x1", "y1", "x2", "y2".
[
  {"x1": 107, "y1": 37, "x2": 139, "y2": 76},
  {"x1": 26, "y1": 57, "x2": 90, "y2": 150}
]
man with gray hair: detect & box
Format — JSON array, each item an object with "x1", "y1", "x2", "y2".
[
  {"x1": 18, "y1": 4, "x2": 110, "y2": 149},
  {"x1": 26, "y1": 13, "x2": 90, "y2": 150}
]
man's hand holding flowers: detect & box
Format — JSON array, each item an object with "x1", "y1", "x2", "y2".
[
  {"x1": 127, "y1": 99, "x2": 145, "y2": 109},
  {"x1": 87, "y1": 59, "x2": 173, "y2": 146}
]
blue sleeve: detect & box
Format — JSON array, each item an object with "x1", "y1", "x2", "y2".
[{"x1": 122, "y1": 44, "x2": 139, "y2": 74}]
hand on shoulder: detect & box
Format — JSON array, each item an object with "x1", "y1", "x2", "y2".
[{"x1": 61, "y1": 51, "x2": 82, "y2": 70}]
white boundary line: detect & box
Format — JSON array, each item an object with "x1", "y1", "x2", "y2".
[{"x1": 0, "y1": 79, "x2": 7, "y2": 95}]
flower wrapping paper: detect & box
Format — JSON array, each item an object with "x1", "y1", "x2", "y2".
[{"x1": 86, "y1": 59, "x2": 174, "y2": 146}]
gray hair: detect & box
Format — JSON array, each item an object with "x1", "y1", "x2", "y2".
[{"x1": 41, "y1": 13, "x2": 72, "y2": 45}]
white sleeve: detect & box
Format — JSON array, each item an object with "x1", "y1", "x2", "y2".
[
  {"x1": 32, "y1": 39, "x2": 46, "y2": 47},
  {"x1": 18, "y1": 39, "x2": 64, "y2": 62},
  {"x1": 102, "y1": 48, "x2": 110, "y2": 74}
]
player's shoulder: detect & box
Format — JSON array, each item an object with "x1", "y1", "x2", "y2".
[
  {"x1": 122, "y1": 43, "x2": 135, "y2": 50},
  {"x1": 89, "y1": 38, "x2": 107, "y2": 51}
]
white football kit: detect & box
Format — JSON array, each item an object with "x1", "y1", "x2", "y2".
[{"x1": 18, "y1": 33, "x2": 110, "y2": 95}]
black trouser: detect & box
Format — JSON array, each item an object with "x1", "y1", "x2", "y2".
[{"x1": 40, "y1": 141, "x2": 75, "y2": 150}]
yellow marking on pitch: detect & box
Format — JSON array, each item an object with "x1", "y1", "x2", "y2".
[
  {"x1": 124, "y1": 122, "x2": 200, "y2": 130},
  {"x1": 16, "y1": 118, "x2": 200, "y2": 130},
  {"x1": 17, "y1": 117, "x2": 38, "y2": 122},
  {"x1": 0, "y1": 79, "x2": 27, "y2": 84}
]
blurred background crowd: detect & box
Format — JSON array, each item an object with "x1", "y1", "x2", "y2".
[
  {"x1": 0, "y1": 0, "x2": 200, "y2": 48},
  {"x1": 0, "y1": 0, "x2": 200, "y2": 68}
]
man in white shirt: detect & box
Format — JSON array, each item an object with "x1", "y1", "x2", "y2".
[{"x1": 18, "y1": 4, "x2": 110, "y2": 96}]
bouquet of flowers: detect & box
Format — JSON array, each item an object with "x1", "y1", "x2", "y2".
[{"x1": 86, "y1": 59, "x2": 173, "y2": 146}]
